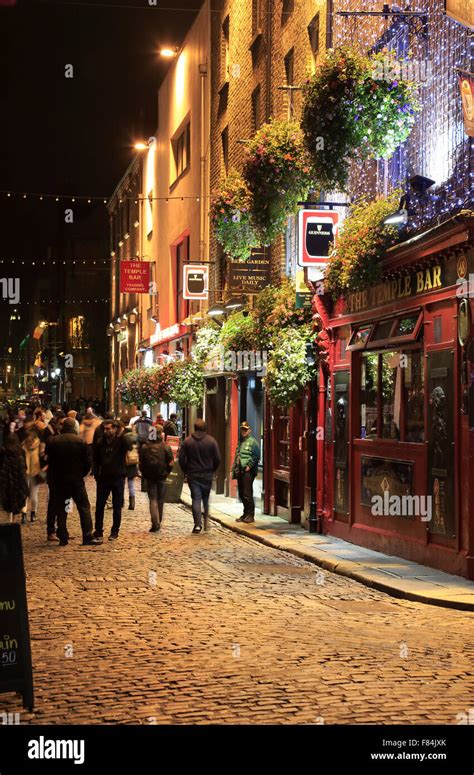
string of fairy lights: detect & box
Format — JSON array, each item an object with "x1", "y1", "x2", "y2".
[
  {"x1": 0, "y1": 190, "x2": 211, "y2": 204},
  {"x1": 334, "y1": 0, "x2": 473, "y2": 232}
]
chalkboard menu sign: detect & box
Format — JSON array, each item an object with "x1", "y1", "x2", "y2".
[{"x1": 0, "y1": 524, "x2": 34, "y2": 710}]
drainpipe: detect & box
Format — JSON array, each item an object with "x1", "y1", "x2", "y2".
[
  {"x1": 266, "y1": 0, "x2": 272, "y2": 121},
  {"x1": 199, "y1": 62, "x2": 208, "y2": 264}
]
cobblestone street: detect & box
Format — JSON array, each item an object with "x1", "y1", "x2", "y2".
[{"x1": 1, "y1": 480, "x2": 473, "y2": 725}]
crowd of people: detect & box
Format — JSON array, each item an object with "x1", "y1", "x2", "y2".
[{"x1": 0, "y1": 402, "x2": 261, "y2": 543}]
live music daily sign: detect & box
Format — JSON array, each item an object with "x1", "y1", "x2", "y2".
[{"x1": 0, "y1": 524, "x2": 34, "y2": 710}]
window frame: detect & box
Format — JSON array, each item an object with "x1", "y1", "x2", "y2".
[{"x1": 348, "y1": 310, "x2": 423, "y2": 352}]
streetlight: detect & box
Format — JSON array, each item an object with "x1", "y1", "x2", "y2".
[
  {"x1": 158, "y1": 46, "x2": 179, "y2": 58},
  {"x1": 305, "y1": 341, "x2": 319, "y2": 534}
]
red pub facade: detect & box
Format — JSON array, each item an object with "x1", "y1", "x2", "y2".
[{"x1": 317, "y1": 213, "x2": 474, "y2": 579}]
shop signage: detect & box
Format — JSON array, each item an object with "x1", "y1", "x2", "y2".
[
  {"x1": 459, "y1": 71, "x2": 474, "y2": 136},
  {"x1": 295, "y1": 269, "x2": 312, "y2": 310},
  {"x1": 345, "y1": 262, "x2": 444, "y2": 314},
  {"x1": 228, "y1": 257, "x2": 271, "y2": 294},
  {"x1": 150, "y1": 323, "x2": 184, "y2": 346},
  {"x1": 0, "y1": 525, "x2": 34, "y2": 710},
  {"x1": 446, "y1": 0, "x2": 473, "y2": 29},
  {"x1": 183, "y1": 264, "x2": 209, "y2": 300},
  {"x1": 298, "y1": 209, "x2": 339, "y2": 267},
  {"x1": 119, "y1": 261, "x2": 151, "y2": 294}
]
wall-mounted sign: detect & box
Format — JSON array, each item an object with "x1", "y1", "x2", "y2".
[
  {"x1": 183, "y1": 264, "x2": 209, "y2": 300},
  {"x1": 228, "y1": 257, "x2": 271, "y2": 294},
  {"x1": 459, "y1": 72, "x2": 474, "y2": 137},
  {"x1": 119, "y1": 261, "x2": 151, "y2": 294},
  {"x1": 298, "y1": 209, "x2": 339, "y2": 267},
  {"x1": 345, "y1": 262, "x2": 445, "y2": 314},
  {"x1": 150, "y1": 322, "x2": 185, "y2": 346},
  {"x1": 446, "y1": 0, "x2": 473, "y2": 29},
  {"x1": 295, "y1": 269, "x2": 312, "y2": 310}
]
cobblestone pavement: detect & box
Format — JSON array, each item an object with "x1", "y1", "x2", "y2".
[{"x1": 1, "y1": 479, "x2": 473, "y2": 725}]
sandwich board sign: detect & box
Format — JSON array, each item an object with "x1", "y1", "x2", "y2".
[{"x1": 0, "y1": 524, "x2": 34, "y2": 711}]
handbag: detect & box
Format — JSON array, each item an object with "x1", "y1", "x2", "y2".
[{"x1": 126, "y1": 447, "x2": 139, "y2": 466}]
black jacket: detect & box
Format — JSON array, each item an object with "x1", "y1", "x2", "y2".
[
  {"x1": 179, "y1": 431, "x2": 220, "y2": 480},
  {"x1": 46, "y1": 433, "x2": 90, "y2": 485},
  {"x1": 93, "y1": 434, "x2": 128, "y2": 479},
  {"x1": 0, "y1": 448, "x2": 28, "y2": 514},
  {"x1": 139, "y1": 440, "x2": 174, "y2": 481}
]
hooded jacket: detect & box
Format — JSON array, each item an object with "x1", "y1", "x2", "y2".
[{"x1": 179, "y1": 431, "x2": 221, "y2": 481}]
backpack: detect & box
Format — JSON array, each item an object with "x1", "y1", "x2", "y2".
[
  {"x1": 139, "y1": 442, "x2": 172, "y2": 480},
  {"x1": 136, "y1": 419, "x2": 151, "y2": 440}
]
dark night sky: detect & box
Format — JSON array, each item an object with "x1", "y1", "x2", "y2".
[{"x1": 0, "y1": 0, "x2": 203, "y2": 340}]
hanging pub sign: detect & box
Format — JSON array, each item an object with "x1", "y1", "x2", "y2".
[
  {"x1": 228, "y1": 257, "x2": 271, "y2": 294},
  {"x1": 119, "y1": 261, "x2": 151, "y2": 294},
  {"x1": 0, "y1": 525, "x2": 34, "y2": 711},
  {"x1": 298, "y1": 209, "x2": 339, "y2": 267},
  {"x1": 459, "y1": 71, "x2": 474, "y2": 137},
  {"x1": 446, "y1": 0, "x2": 473, "y2": 29},
  {"x1": 183, "y1": 264, "x2": 209, "y2": 300}
]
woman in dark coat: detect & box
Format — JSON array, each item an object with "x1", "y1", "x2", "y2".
[
  {"x1": 0, "y1": 433, "x2": 28, "y2": 521},
  {"x1": 119, "y1": 418, "x2": 139, "y2": 510}
]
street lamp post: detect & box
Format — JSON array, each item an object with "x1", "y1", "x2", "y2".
[{"x1": 305, "y1": 342, "x2": 319, "y2": 534}]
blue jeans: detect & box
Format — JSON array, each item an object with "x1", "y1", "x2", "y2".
[
  {"x1": 127, "y1": 477, "x2": 135, "y2": 497},
  {"x1": 188, "y1": 477, "x2": 212, "y2": 527},
  {"x1": 95, "y1": 476, "x2": 125, "y2": 536}
]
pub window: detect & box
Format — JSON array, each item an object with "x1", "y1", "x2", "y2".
[
  {"x1": 360, "y1": 349, "x2": 424, "y2": 443},
  {"x1": 175, "y1": 236, "x2": 190, "y2": 323},
  {"x1": 347, "y1": 325, "x2": 372, "y2": 351},
  {"x1": 171, "y1": 123, "x2": 190, "y2": 182},
  {"x1": 221, "y1": 16, "x2": 230, "y2": 84},
  {"x1": 281, "y1": 0, "x2": 294, "y2": 25}
]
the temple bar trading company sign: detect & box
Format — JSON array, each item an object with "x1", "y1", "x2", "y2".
[
  {"x1": 345, "y1": 263, "x2": 444, "y2": 314},
  {"x1": 229, "y1": 257, "x2": 271, "y2": 293},
  {"x1": 120, "y1": 261, "x2": 151, "y2": 294}
]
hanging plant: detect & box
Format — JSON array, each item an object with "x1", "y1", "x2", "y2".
[
  {"x1": 324, "y1": 190, "x2": 401, "y2": 296},
  {"x1": 169, "y1": 358, "x2": 205, "y2": 406},
  {"x1": 243, "y1": 119, "x2": 315, "y2": 244},
  {"x1": 302, "y1": 47, "x2": 420, "y2": 192},
  {"x1": 252, "y1": 279, "x2": 313, "y2": 349},
  {"x1": 116, "y1": 368, "x2": 147, "y2": 407},
  {"x1": 219, "y1": 311, "x2": 258, "y2": 353},
  {"x1": 191, "y1": 323, "x2": 222, "y2": 365},
  {"x1": 116, "y1": 363, "x2": 175, "y2": 406},
  {"x1": 264, "y1": 325, "x2": 317, "y2": 408},
  {"x1": 210, "y1": 171, "x2": 259, "y2": 261}
]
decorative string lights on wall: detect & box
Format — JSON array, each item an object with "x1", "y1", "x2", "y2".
[
  {"x1": 0, "y1": 190, "x2": 208, "y2": 204},
  {"x1": 334, "y1": 0, "x2": 473, "y2": 232},
  {"x1": 0, "y1": 258, "x2": 110, "y2": 265}
]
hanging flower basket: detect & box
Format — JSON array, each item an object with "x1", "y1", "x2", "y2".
[
  {"x1": 243, "y1": 119, "x2": 315, "y2": 244},
  {"x1": 210, "y1": 171, "x2": 259, "y2": 261},
  {"x1": 219, "y1": 311, "x2": 258, "y2": 353},
  {"x1": 191, "y1": 323, "x2": 222, "y2": 365},
  {"x1": 264, "y1": 325, "x2": 317, "y2": 408},
  {"x1": 116, "y1": 363, "x2": 175, "y2": 406},
  {"x1": 169, "y1": 358, "x2": 205, "y2": 406},
  {"x1": 323, "y1": 190, "x2": 401, "y2": 296},
  {"x1": 302, "y1": 47, "x2": 420, "y2": 192}
]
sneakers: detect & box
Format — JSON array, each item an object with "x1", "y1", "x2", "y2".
[
  {"x1": 149, "y1": 524, "x2": 160, "y2": 533},
  {"x1": 82, "y1": 537, "x2": 103, "y2": 546},
  {"x1": 108, "y1": 533, "x2": 119, "y2": 541},
  {"x1": 58, "y1": 539, "x2": 68, "y2": 546},
  {"x1": 92, "y1": 531, "x2": 103, "y2": 540},
  {"x1": 235, "y1": 516, "x2": 246, "y2": 523},
  {"x1": 192, "y1": 525, "x2": 202, "y2": 534},
  {"x1": 47, "y1": 533, "x2": 59, "y2": 542},
  {"x1": 242, "y1": 516, "x2": 255, "y2": 524}
]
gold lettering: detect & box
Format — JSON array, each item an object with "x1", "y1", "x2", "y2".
[
  {"x1": 416, "y1": 271, "x2": 424, "y2": 293},
  {"x1": 432, "y1": 265, "x2": 441, "y2": 288},
  {"x1": 404, "y1": 275, "x2": 411, "y2": 296},
  {"x1": 424, "y1": 269, "x2": 432, "y2": 290}
]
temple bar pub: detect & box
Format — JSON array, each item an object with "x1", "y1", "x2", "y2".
[{"x1": 320, "y1": 212, "x2": 474, "y2": 579}]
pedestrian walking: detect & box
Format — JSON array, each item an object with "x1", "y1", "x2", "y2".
[
  {"x1": 46, "y1": 418, "x2": 100, "y2": 546},
  {"x1": 21, "y1": 429, "x2": 46, "y2": 524},
  {"x1": 120, "y1": 417, "x2": 139, "y2": 510},
  {"x1": 179, "y1": 419, "x2": 221, "y2": 533},
  {"x1": 93, "y1": 420, "x2": 128, "y2": 541},
  {"x1": 135, "y1": 410, "x2": 153, "y2": 446},
  {"x1": 232, "y1": 421, "x2": 261, "y2": 524},
  {"x1": 80, "y1": 408, "x2": 101, "y2": 470},
  {"x1": 0, "y1": 433, "x2": 28, "y2": 523},
  {"x1": 67, "y1": 410, "x2": 80, "y2": 434},
  {"x1": 139, "y1": 427, "x2": 174, "y2": 532},
  {"x1": 163, "y1": 413, "x2": 179, "y2": 438}
]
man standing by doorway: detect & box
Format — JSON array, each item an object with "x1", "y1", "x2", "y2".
[{"x1": 232, "y1": 421, "x2": 260, "y2": 524}]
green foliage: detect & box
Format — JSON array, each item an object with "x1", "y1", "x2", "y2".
[
  {"x1": 210, "y1": 171, "x2": 259, "y2": 261},
  {"x1": 264, "y1": 325, "x2": 316, "y2": 408},
  {"x1": 302, "y1": 47, "x2": 420, "y2": 192},
  {"x1": 243, "y1": 119, "x2": 315, "y2": 244},
  {"x1": 219, "y1": 311, "x2": 258, "y2": 352},
  {"x1": 324, "y1": 190, "x2": 401, "y2": 296},
  {"x1": 192, "y1": 324, "x2": 222, "y2": 365},
  {"x1": 116, "y1": 363, "x2": 175, "y2": 406},
  {"x1": 169, "y1": 358, "x2": 205, "y2": 406}
]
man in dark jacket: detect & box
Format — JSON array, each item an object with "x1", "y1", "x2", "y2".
[
  {"x1": 46, "y1": 418, "x2": 100, "y2": 546},
  {"x1": 179, "y1": 419, "x2": 220, "y2": 533},
  {"x1": 232, "y1": 421, "x2": 261, "y2": 524},
  {"x1": 139, "y1": 428, "x2": 174, "y2": 532},
  {"x1": 93, "y1": 420, "x2": 128, "y2": 541}
]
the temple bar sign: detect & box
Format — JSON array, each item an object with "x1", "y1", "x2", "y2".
[{"x1": 345, "y1": 264, "x2": 443, "y2": 314}]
